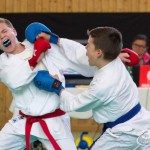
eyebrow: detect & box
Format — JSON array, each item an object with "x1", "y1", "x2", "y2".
[{"x1": 0, "y1": 28, "x2": 7, "y2": 33}]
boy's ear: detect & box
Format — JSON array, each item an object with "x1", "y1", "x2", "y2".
[
  {"x1": 97, "y1": 49, "x2": 103, "y2": 57},
  {"x1": 13, "y1": 28, "x2": 17, "y2": 36}
]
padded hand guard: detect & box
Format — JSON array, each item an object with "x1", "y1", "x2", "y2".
[
  {"x1": 34, "y1": 70, "x2": 64, "y2": 95},
  {"x1": 29, "y1": 38, "x2": 51, "y2": 67},
  {"x1": 25, "y1": 22, "x2": 59, "y2": 44},
  {"x1": 121, "y1": 48, "x2": 140, "y2": 66}
]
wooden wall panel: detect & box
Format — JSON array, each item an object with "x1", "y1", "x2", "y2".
[
  {"x1": 51, "y1": 0, "x2": 57, "y2": 12},
  {"x1": 64, "y1": 0, "x2": 72, "y2": 12},
  {"x1": 42, "y1": 0, "x2": 51, "y2": 12},
  {"x1": 35, "y1": 0, "x2": 43, "y2": 12},
  {"x1": 0, "y1": 0, "x2": 150, "y2": 13},
  {"x1": 27, "y1": 0, "x2": 35, "y2": 12},
  {"x1": 5, "y1": 0, "x2": 13, "y2": 13},
  {"x1": 13, "y1": 0, "x2": 21, "y2": 13},
  {"x1": 86, "y1": 0, "x2": 94, "y2": 12},
  {"x1": 139, "y1": 0, "x2": 147, "y2": 12},
  {"x1": 79, "y1": 0, "x2": 87, "y2": 12},
  {"x1": 20, "y1": 0, "x2": 28, "y2": 13},
  {"x1": 101, "y1": 0, "x2": 109, "y2": 12},
  {"x1": 72, "y1": 0, "x2": 79, "y2": 12},
  {"x1": 56, "y1": 0, "x2": 65, "y2": 12},
  {"x1": 108, "y1": 0, "x2": 117, "y2": 12},
  {"x1": 71, "y1": 118, "x2": 103, "y2": 132},
  {"x1": 0, "y1": 0, "x2": 6, "y2": 13},
  {"x1": 0, "y1": 83, "x2": 12, "y2": 129}
]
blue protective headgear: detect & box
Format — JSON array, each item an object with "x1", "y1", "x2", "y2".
[{"x1": 25, "y1": 22, "x2": 51, "y2": 43}]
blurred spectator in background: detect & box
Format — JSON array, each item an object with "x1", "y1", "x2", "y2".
[
  {"x1": 128, "y1": 34, "x2": 150, "y2": 87},
  {"x1": 131, "y1": 34, "x2": 150, "y2": 65}
]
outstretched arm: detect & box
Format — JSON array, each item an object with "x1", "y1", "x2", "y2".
[
  {"x1": 25, "y1": 22, "x2": 139, "y2": 69},
  {"x1": 33, "y1": 70, "x2": 100, "y2": 112}
]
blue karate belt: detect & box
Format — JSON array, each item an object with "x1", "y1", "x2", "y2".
[
  {"x1": 89, "y1": 103, "x2": 141, "y2": 149},
  {"x1": 103, "y1": 102, "x2": 141, "y2": 133}
]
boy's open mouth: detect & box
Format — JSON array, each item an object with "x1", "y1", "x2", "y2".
[{"x1": 3, "y1": 39, "x2": 11, "y2": 47}]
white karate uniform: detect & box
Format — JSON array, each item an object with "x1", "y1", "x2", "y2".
[
  {"x1": 58, "y1": 38, "x2": 150, "y2": 150},
  {"x1": 0, "y1": 39, "x2": 95, "y2": 150}
]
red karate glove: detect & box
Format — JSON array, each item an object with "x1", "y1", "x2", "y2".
[
  {"x1": 121, "y1": 48, "x2": 140, "y2": 66},
  {"x1": 29, "y1": 38, "x2": 51, "y2": 67}
]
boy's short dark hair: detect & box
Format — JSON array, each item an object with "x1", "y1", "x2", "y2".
[{"x1": 88, "y1": 27, "x2": 123, "y2": 60}]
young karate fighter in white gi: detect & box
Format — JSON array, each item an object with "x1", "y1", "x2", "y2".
[
  {"x1": 0, "y1": 18, "x2": 92, "y2": 150},
  {"x1": 32, "y1": 26, "x2": 150, "y2": 150}
]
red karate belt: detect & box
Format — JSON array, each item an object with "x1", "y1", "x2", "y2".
[{"x1": 19, "y1": 109, "x2": 65, "y2": 150}]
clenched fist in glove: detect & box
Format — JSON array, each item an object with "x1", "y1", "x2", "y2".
[
  {"x1": 25, "y1": 22, "x2": 59, "y2": 44},
  {"x1": 121, "y1": 48, "x2": 140, "y2": 66},
  {"x1": 29, "y1": 38, "x2": 51, "y2": 68},
  {"x1": 34, "y1": 70, "x2": 64, "y2": 95}
]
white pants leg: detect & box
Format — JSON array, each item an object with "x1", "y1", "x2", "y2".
[
  {"x1": 0, "y1": 114, "x2": 77, "y2": 150},
  {"x1": 40, "y1": 138, "x2": 77, "y2": 150},
  {"x1": 0, "y1": 123, "x2": 36, "y2": 150},
  {"x1": 91, "y1": 128, "x2": 141, "y2": 150},
  {"x1": 139, "y1": 145, "x2": 150, "y2": 150},
  {"x1": 39, "y1": 114, "x2": 77, "y2": 150}
]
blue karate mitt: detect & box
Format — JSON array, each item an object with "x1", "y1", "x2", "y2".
[
  {"x1": 25, "y1": 22, "x2": 59, "y2": 44},
  {"x1": 34, "y1": 70, "x2": 64, "y2": 95}
]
